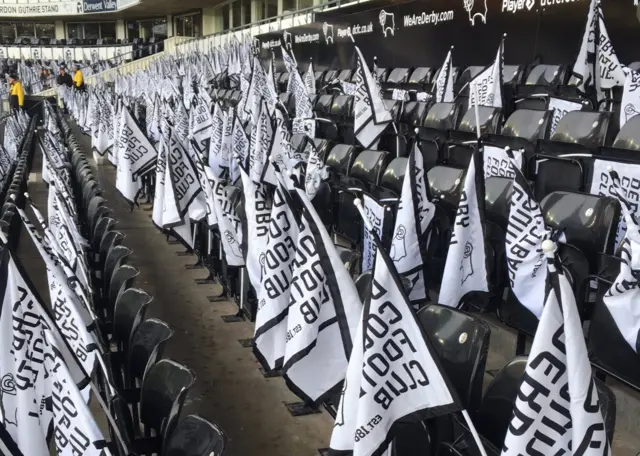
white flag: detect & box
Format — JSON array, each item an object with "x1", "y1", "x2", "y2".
[
  {"x1": 502, "y1": 249, "x2": 611, "y2": 455},
  {"x1": 208, "y1": 103, "x2": 227, "y2": 176},
  {"x1": 249, "y1": 99, "x2": 274, "y2": 184},
  {"x1": 602, "y1": 171, "x2": 640, "y2": 354},
  {"x1": 391, "y1": 146, "x2": 435, "y2": 304},
  {"x1": 439, "y1": 151, "x2": 489, "y2": 308},
  {"x1": 620, "y1": 67, "x2": 640, "y2": 129},
  {"x1": 330, "y1": 232, "x2": 460, "y2": 456},
  {"x1": 254, "y1": 178, "x2": 299, "y2": 372},
  {"x1": 213, "y1": 179, "x2": 245, "y2": 266},
  {"x1": 354, "y1": 46, "x2": 392, "y2": 149},
  {"x1": 469, "y1": 38, "x2": 503, "y2": 109},
  {"x1": 362, "y1": 195, "x2": 386, "y2": 272},
  {"x1": 505, "y1": 153, "x2": 550, "y2": 319},
  {"x1": 239, "y1": 165, "x2": 271, "y2": 296},
  {"x1": 115, "y1": 107, "x2": 157, "y2": 204},
  {"x1": 282, "y1": 188, "x2": 362, "y2": 404},
  {"x1": 548, "y1": 97, "x2": 584, "y2": 135},
  {"x1": 304, "y1": 60, "x2": 316, "y2": 95},
  {"x1": 433, "y1": 48, "x2": 454, "y2": 103}
]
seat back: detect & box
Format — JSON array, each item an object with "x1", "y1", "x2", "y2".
[
  {"x1": 379, "y1": 157, "x2": 407, "y2": 197},
  {"x1": 540, "y1": 191, "x2": 619, "y2": 264},
  {"x1": 104, "y1": 245, "x2": 132, "y2": 289},
  {"x1": 457, "y1": 106, "x2": 502, "y2": 137},
  {"x1": 163, "y1": 415, "x2": 227, "y2": 456},
  {"x1": 108, "y1": 265, "x2": 140, "y2": 314},
  {"x1": 113, "y1": 288, "x2": 152, "y2": 350},
  {"x1": 416, "y1": 305, "x2": 491, "y2": 412},
  {"x1": 128, "y1": 318, "x2": 174, "y2": 381},
  {"x1": 423, "y1": 102, "x2": 461, "y2": 131},
  {"x1": 140, "y1": 359, "x2": 195, "y2": 435},
  {"x1": 548, "y1": 111, "x2": 612, "y2": 149},
  {"x1": 502, "y1": 108, "x2": 551, "y2": 142},
  {"x1": 350, "y1": 150, "x2": 392, "y2": 191}
]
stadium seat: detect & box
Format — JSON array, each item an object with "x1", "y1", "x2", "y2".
[
  {"x1": 162, "y1": 415, "x2": 226, "y2": 456},
  {"x1": 128, "y1": 318, "x2": 174, "y2": 384},
  {"x1": 414, "y1": 102, "x2": 463, "y2": 171}
]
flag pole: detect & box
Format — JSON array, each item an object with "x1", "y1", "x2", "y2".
[
  {"x1": 353, "y1": 198, "x2": 489, "y2": 456},
  {"x1": 472, "y1": 82, "x2": 482, "y2": 139}
]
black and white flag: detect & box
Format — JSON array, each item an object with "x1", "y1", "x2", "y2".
[
  {"x1": 572, "y1": 0, "x2": 625, "y2": 96},
  {"x1": 354, "y1": 46, "x2": 392, "y2": 150},
  {"x1": 502, "y1": 242, "x2": 611, "y2": 455},
  {"x1": 304, "y1": 60, "x2": 316, "y2": 95},
  {"x1": 282, "y1": 188, "x2": 362, "y2": 404},
  {"x1": 166, "y1": 126, "x2": 204, "y2": 219},
  {"x1": 362, "y1": 195, "x2": 386, "y2": 272},
  {"x1": 213, "y1": 179, "x2": 245, "y2": 267},
  {"x1": 0, "y1": 424, "x2": 24, "y2": 456},
  {"x1": 390, "y1": 146, "x2": 435, "y2": 304},
  {"x1": 620, "y1": 67, "x2": 640, "y2": 128},
  {"x1": 602, "y1": 171, "x2": 640, "y2": 353},
  {"x1": 329, "y1": 225, "x2": 460, "y2": 456},
  {"x1": 115, "y1": 107, "x2": 158, "y2": 204},
  {"x1": 483, "y1": 145, "x2": 523, "y2": 179},
  {"x1": 254, "y1": 178, "x2": 300, "y2": 372},
  {"x1": 439, "y1": 148, "x2": 489, "y2": 308},
  {"x1": 433, "y1": 48, "x2": 454, "y2": 103},
  {"x1": 589, "y1": 158, "x2": 640, "y2": 247},
  {"x1": 208, "y1": 103, "x2": 228, "y2": 176},
  {"x1": 505, "y1": 152, "x2": 550, "y2": 319},
  {"x1": 239, "y1": 165, "x2": 272, "y2": 295},
  {"x1": 189, "y1": 94, "x2": 213, "y2": 155},
  {"x1": 304, "y1": 141, "x2": 329, "y2": 200},
  {"x1": 548, "y1": 97, "x2": 584, "y2": 135},
  {"x1": 469, "y1": 37, "x2": 503, "y2": 109},
  {"x1": 230, "y1": 110, "x2": 249, "y2": 184},
  {"x1": 249, "y1": 99, "x2": 275, "y2": 184}
]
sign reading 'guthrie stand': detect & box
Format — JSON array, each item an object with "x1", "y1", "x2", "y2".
[
  {"x1": 83, "y1": 0, "x2": 117, "y2": 13},
  {"x1": 0, "y1": 1, "x2": 80, "y2": 16}
]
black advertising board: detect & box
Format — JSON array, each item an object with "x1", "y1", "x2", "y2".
[{"x1": 256, "y1": 0, "x2": 640, "y2": 71}]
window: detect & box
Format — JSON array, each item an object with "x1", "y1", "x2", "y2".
[
  {"x1": 232, "y1": 1, "x2": 241, "y2": 28},
  {"x1": 35, "y1": 23, "x2": 55, "y2": 39},
  {"x1": 243, "y1": 0, "x2": 251, "y2": 25},
  {"x1": 100, "y1": 22, "x2": 116, "y2": 39},
  {"x1": 264, "y1": 0, "x2": 278, "y2": 19},
  {"x1": 298, "y1": 0, "x2": 313, "y2": 9},
  {"x1": 66, "y1": 22, "x2": 117, "y2": 40},
  {"x1": 15, "y1": 22, "x2": 34, "y2": 38},
  {"x1": 175, "y1": 12, "x2": 202, "y2": 37},
  {"x1": 151, "y1": 19, "x2": 167, "y2": 38},
  {"x1": 222, "y1": 4, "x2": 230, "y2": 31},
  {"x1": 126, "y1": 21, "x2": 140, "y2": 40},
  {"x1": 282, "y1": 0, "x2": 295, "y2": 13},
  {"x1": 0, "y1": 23, "x2": 14, "y2": 42}
]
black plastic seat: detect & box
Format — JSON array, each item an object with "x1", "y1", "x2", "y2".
[
  {"x1": 162, "y1": 415, "x2": 226, "y2": 456},
  {"x1": 484, "y1": 177, "x2": 514, "y2": 298},
  {"x1": 383, "y1": 67, "x2": 410, "y2": 91},
  {"x1": 108, "y1": 265, "x2": 140, "y2": 319},
  {"x1": 377, "y1": 156, "x2": 407, "y2": 199},
  {"x1": 103, "y1": 245, "x2": 132, "y2": 291},
  {"x1": 140, "y1": 359, "x2": 195, "y2": 438},
  {"x1": 598, "y1": 114, "x2": 640, "y2": 162},
  {"x1": 535, "y1": 111, "x2": 613, "y2": 198},
  {"x1": 417, "y1": 304, "x2": 491, "y2": 413},
  {"x1": 113, "y1": 288, "x2": 152, "y2": 351},
  {"x1": 447, "y1": 107, "x2": 502, "y2": 168},
  {"x1": 99, "y1": 230, "x2": 125, "y2": 270},
  {"x1": 407, "y1": 67, "x2": 433, "y2": 93},
  {"x1": 415, "y1": 102, "x2": 462, "y2": 171},
  {"x1": 485, "y1": 108, "x2": 552, "y2": 158},
  {"x1": 517, "y1": 64, "x2": 568, "y2": 97},
  {"x1": 128, "y1": 318, "x2": 174, "y2": 383}
]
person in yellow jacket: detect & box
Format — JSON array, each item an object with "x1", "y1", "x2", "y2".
[
  {"x1": 72, "y1": 64, "x2": 84, "y2": 90},
  {"x1": 8, "y1": 74, "x2": 24, "y2": 112}
]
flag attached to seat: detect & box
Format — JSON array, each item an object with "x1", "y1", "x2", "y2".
[
  {"x1": 602, "y1": 171, "x2": 640, "y2": 353},
  {"x1": 433, "y1": 48, "x2": 454, "y2": 103},
  {"x1": 354, "y1": 46, "x2": 393, "y2": 149},
  {"x1": 115, "y1": 107, "x2": 158, "y2": 204},
  {"x1": 469, "y1": 37, "x2": 503, "y2": 109},
  {"x1": 330, "y1": 230, "x2": 460, "y2": 456},
  {"x1": 254, "y1": 177, "x2": 300, "y2": 372},
  {"x1": 282, "y1": 188, "x2": 362, "y2": 404},
  {"x1": 505, "y1": 151, "x2": 550, "y2": 319},
  {"x1": 502, "y1": 244, "x2": 611, "y2": 455},
  {"x1": 391, "y1": 146, "x2": 435, "y2": 304},
  {"x1": 439, "y1": 148, "x2": 489, "y2": 308}
]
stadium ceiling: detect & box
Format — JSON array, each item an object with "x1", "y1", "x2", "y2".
[{"x1": 58, "y1": 0, "x2": 219, "y2": 20}]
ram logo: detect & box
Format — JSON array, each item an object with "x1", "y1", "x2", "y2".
[
  {"x1": 379, "y1": 10, "x2": 395, "y2": 37},
  {"x1": 322, "y1": 22, "x2": 334, "y2": 44},
  {"x1": 464, "y1": 0, "x2": 488, "y2": 25}
]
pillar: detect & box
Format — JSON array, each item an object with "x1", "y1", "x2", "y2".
[
  {"x1": 116, "y1": 19, "x2": 125, "y2": 41},
  {"x1": 202, "y1": 7, "x2": 223, "y2": 35},
  {"x1": 166, "y1": 15, "x2": 174, "y2": 37},
  {"x1": 277, "y1": 0, "x2": 284, "y2": 15},
  {"x1": 251, "y1": 0, "x2": 262, "y2": 23},
  {"x1": 54, "y1": 20, "x2": 65, "y2": 40}
]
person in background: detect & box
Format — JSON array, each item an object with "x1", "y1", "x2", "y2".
[
  {"x1": 56, "y1": 65, "x2": 73, "y2": 87},
  {"x1": 8, "y1": 74, "x2": 24, "y2": 112},
  {"x1": 73, "y1": 63, "x2": 84, "y2": 90}
]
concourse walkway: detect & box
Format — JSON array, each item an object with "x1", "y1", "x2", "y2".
[{"x1": 21, "y1": 122, "x2": 335, "y2": 456}]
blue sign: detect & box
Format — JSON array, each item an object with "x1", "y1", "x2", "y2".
[{"x1": 82, "y1": 0, "x2": 117, "y2": 13}]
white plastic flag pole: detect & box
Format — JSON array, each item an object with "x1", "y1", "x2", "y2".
[{"x1": 356, "y1": 197, "x2": 489, "y2": 456}]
